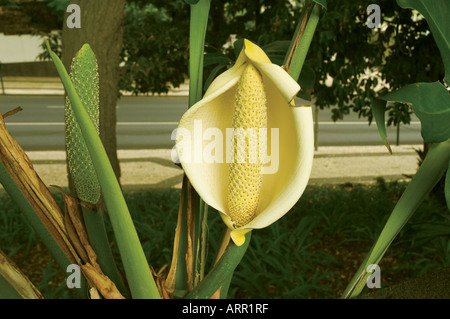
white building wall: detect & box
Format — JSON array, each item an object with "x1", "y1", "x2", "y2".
[{"x1": 0, "y1": 33, "x2": 43, "y2": 63}]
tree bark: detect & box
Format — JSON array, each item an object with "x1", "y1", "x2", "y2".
[{"x1": 62, "y1": 0, "x2": 125, "y2": 185}]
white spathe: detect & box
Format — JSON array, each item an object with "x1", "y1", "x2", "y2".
[{"x1": 176, "y1": 39, "x2": 314, "y2": 246}]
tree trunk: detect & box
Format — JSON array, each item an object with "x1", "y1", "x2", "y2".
[{"x1": 62, "y1": 0, "x2": 125, "y2": 186}]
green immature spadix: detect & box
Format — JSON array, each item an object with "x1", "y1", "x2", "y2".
[{"x1": 65, "y1": 44, "x2": 101, "y2": 205}]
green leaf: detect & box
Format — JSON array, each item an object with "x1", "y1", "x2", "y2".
[
  {"x1": 262, "y1": 40, "x2": 290, "y2": 65},
  {"x1": 188, "y1": 0, "x2": 211, "y2": 107},
  {"x1": 64, "y1": 45, "x2": 129, "y2": 297},
  {"x1": 204, "y1": 63, "x2": 226, "y2": 91},
  {"x1": 0, "y1": 275, "x2": 23, "y2": 299},
  {"x1": 312, "y1": 0, "x2": 327, "y2": 10},
  {"x1": 233, "y1": 38, "x2": 245, "y2": 58},
  {"x1": 298, "y1": 63, "x2": 316, "y2": 90},
  {"x1": 46, "y1": 43, "x2": 160, "y2": 299},
  {"x1": 296, "y1": 90, "x2": 312, "y2": 101},
  {"x1": 343, "y1": 139, "x2": 450, "y2": 298},
  {"x1": 262, "y1": 40, "x2": 290, "y2": 54},
  {"x1": 396, "y1": 0, "x2": 450, "y2": 83},
  {"x1": 371, "y1": 99, "x2": 392, "y2": 153},
  {"x1": 185, "y1": 0, "x2": 200, "y2": 4},
  {"x1": 380, "y1": 82, "x2": 450, "y2": 143},
  {"x1": 203, "y1": 52, "x2": 231, "y2": 68}
]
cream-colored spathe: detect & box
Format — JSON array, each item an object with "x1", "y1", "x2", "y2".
[{"x1": 175, "y1": 39, "x2": 314, "y2": 246}]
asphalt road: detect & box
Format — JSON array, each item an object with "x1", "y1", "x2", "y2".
[{"x1": 0, "y1": 95, "x2": 423, "y2": 150}]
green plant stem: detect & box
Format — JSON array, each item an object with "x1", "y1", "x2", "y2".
[
  {"x1": 47, "y1": 44, "x2": 160, "y2": 299},
  {"x1": 193, "y1": 199, "x2": 208, "y2": 287},
  {"x1": 215, "y1": 228, "x2": 233, "y2": 299},
  {"x1": 173, "y1": 0, "x2": 211, "y2": 294},
  {"x1": 174, "y1": 179, "x2": 189, "y2": 294},
  {"x1": 219, "y1": 274, "x2": 232, "y2": 298},
  {"x1": 285, "y1": 2, "x2": 321, "y2": 82},
  {"x1": 185, "y1": 232, "x2": 252, "y2": 299},
  {"x1": 283, "y1": 2, "x2": 311, "y2": 67},
  {"x1": 189, "y1": 0, "x2": 211, "y2": 288},
  {"x1": 82, "y1": 206, "x2": 129, "y2": 297}
]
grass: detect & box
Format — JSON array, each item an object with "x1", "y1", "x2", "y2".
[{"x1": 1, "y1": 178, "x2": 449, "y2": 299}]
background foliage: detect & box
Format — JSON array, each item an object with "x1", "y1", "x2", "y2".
[
  {"x1": 2, "y1": 180, "x2": 449, "y2": 298},
  {"x1": 4, "y1": 0, "x2": 446, "y2": 127},
  {"x1": 119, "y1": 1, "x2": 190, "y2": 94},
  {"x1": 310, "y1": 0, "x2": 444, "y2": 126}
]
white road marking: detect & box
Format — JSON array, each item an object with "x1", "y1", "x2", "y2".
[
  {"x1": 5, "y1": 121, "x2": 421, "y2": 126},
  {"x1": 5, "y1": 122, "x2": 179, "y2": 126},
  {"x1": 318, "y1": 121, "x2": 421, "y2": 125}
]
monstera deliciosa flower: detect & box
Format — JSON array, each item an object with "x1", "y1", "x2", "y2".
[{"x1": 175, "y1": 39, "x2": 314, "y2": 246}]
